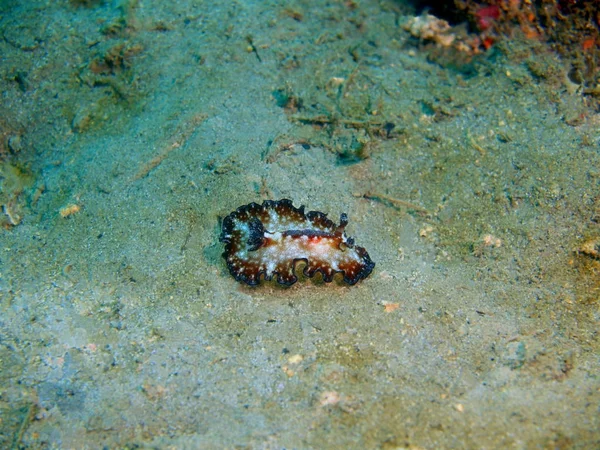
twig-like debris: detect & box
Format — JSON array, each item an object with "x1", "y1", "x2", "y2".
[
  {"x1": 469, "y1": 137, "x2": 487, "y2": 156},
  {"x1": 12, "y1": 402, "x2": 37, "y2": 450},
  {"x1": 363, "y1": 191, "x2": 429, "y2": 215},
  {"x1": 133, "y1": 113, "x2": 207, "y2": 181},
  {"x1": 246, "y1": 36, "x2": 262, "y2": 62},
  {"x1": 291, "y1": 114, "x2": 385, "y2": 131}
]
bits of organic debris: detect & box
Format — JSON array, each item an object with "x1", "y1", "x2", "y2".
[
  {"x1": 272, "y1": 87, "x2": 302, "y2": 113},
  {"x1": 382, "y1": 302, "x2": 400, "y2": 313},
  {"x1": 282, "y1": 354, "x2": 303, "y2": 377},
  {"x1": 363, "y1": 191, "x2": 429, "y2": 216},
  {"x1": 89, "y1": 43, "x2": 143, "y2": 75},
  {"x1": 334, "y1": 130, "x2": 371, "y2": 163},
  {"x1": 578, "y1": 238, "x2": 600, "y2": 260},
  {"x1": 283, "y1": 8, "x2": 303, "y2": 22},
  {"x1": 287, "y1": 354, "x2": 303, "y2": 364},
  {"x1": 72, "y1": 107, "x2": 94, "y2": 133},
  {"x1": 482, "y1": 234, "x2": 502, "y2": 248},
  {"x1": 133, "y1": 114, "x2": 207, "y2": 181},
  {"x1": 404, "y1": 14, "x2": 456, "y2": 47},
  {"x1": 319, "y1": 391, "x2": 341, "y2": 407},
  {"x1": 60, "y1": 204, "x2": 82, "y2": 218},
  {"x1": 419, "y1": 225, "x2": 434, "y2": 238},
  {"x1": 473, "y1": 234, "x2": 502, "y2": 257},
  {"x1": 0, "y1": 162, "x2": 34, "y2": 227},
  {"x1": 2, "y1": 202, "x2": 22, "y2": 226}
]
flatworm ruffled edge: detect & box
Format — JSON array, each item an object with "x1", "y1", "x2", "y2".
[{"x1": 220, "y1": 199, "x2": 375, "y2": 286}]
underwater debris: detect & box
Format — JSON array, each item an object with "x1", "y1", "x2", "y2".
[
  {"x1": 404, "y1": 14, "x2": 456, "y2": 47},
  {"x1": 0, "y1": 162, "x2": 35, "y2": 228},
  {"x1": 578, "y1": 237, "x2": 600, "y2": 260},
  {"x1": 59, "y1": 204, "x2": 82, "y2": 218}
]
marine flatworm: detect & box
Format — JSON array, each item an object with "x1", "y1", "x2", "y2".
[{"x1": 220, "y1": 199, "x2": 375, "y2": 286}]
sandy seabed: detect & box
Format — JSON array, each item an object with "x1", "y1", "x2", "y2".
[{"x1": 0, "y1": 0, "x2": 599, "y2": 448}]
